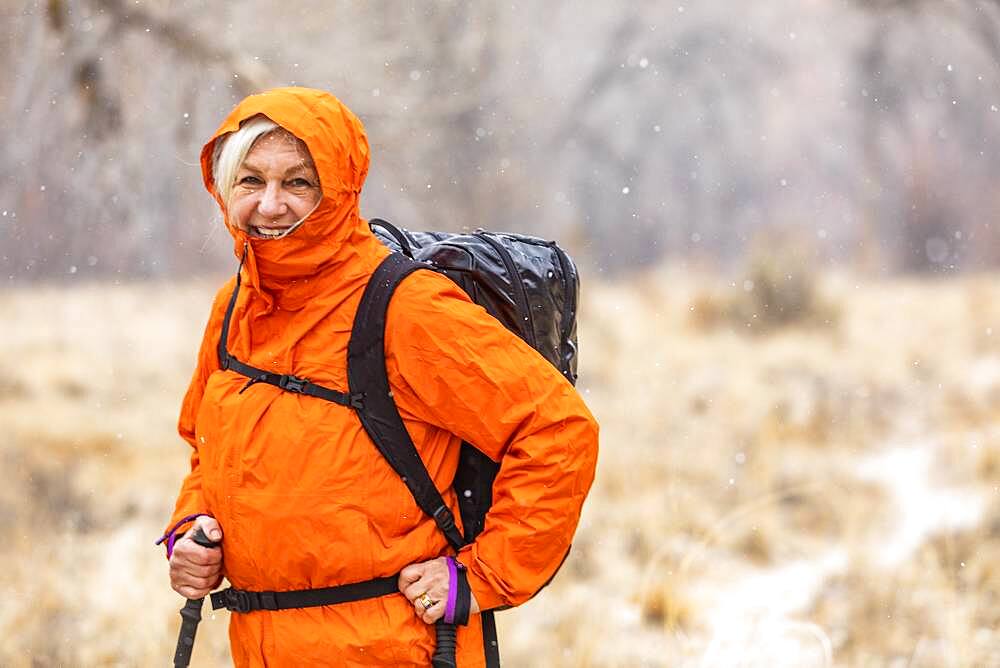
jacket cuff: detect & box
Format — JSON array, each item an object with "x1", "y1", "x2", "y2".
[
  {"x1": 155, "y1": 512, "x2": 211, "y2": 559},
  {"x1": 454, "y1": 547, "x2": 509, "y2": 612}
]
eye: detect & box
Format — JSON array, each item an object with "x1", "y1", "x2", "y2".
[
  {"x1": 238, "y1": 175, "x2": 262, "y2": 186},
  {"x1": 288, "y1": 178, "x2": 315, "y2": 188}
]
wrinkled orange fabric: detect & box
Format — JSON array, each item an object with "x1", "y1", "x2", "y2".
[{"x1": 165, "y1": 87, "x2": 599, "y2": 667}]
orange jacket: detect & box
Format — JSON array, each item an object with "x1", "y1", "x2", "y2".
[{"x1": 165, "y1": 87, "x2": 599, "y2": 667}]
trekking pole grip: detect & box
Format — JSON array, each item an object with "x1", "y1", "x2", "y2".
[
  {"x1": 173, "y1": 526, "x2": 221, "y2": 668},
  {"x1": 431, "y1": 620, "x2": 457, "y2": 668}
]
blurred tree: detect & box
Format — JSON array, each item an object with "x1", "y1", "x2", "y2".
[
  {"x1": 4, "y1": 0, "x2": 1000, "y2": 281},
  {"x1": 0, "y1": 0, "x2": 273, "y2": 279},
  {"x1": 852, "y1": 0, "x2": 1000, "y2": 273},
  {"x1": 550, "y1": 5, "x2": 785, "y2": 271}
]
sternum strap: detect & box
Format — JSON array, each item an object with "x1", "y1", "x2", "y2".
[{"x1": 216, "y1": 260, "x2": 358, "y2": 408}]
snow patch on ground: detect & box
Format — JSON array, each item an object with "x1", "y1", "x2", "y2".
[
  {"x1": 689, "y1": 441, "x2": 986, "y2": 667},
  {"x1": 856, "y1": 445, "x2": 985, "y2": 568}
]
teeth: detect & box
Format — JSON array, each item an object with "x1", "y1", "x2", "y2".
[{"x1": 254, "y1": 226, "x2": 287, "y2": 237}]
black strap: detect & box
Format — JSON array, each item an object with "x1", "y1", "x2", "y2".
[
  {"x1": 481, "y1": 610, "x2": 500, "y2": 668},
  {"x1": 210, "y1": 575, "x2": 399, "y2": 613},
  {"x1": 453, "y1": 566, "x2": 472, "y2": 626},
  {"x1": 216, "y1": 244, "x2": 246, "y2": 370},
  {"x1": 348, "y1": 252, "x2": 466, "y2": 551},
  {"x1": 216, "y1": 248, "x2": 359, "y2": 408},
  {"x1": 228, "y1": 356, "x2": 362, "y2": 407},
  {"x1": 369, "y1": 218, "x2": 415, "y2": 258}
]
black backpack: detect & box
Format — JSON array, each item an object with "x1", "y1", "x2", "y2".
[
  {"x1": 364, "y1": 219, "x2": 580, "y2": 542},
  {"x1": 215, "y1": 219, "x2": 580, "y2": 667}
]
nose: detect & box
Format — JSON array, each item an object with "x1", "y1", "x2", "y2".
[{"x1": 257, "y1": 181, "x2": 288, "y2": 219}]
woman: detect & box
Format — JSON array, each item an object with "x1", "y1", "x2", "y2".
[{"x1": 159, "y1": 87, "x2": 599, "y2": 666}]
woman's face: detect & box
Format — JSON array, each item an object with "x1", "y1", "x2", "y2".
[{"x1": 229, "y1": 130, "x2": 322, "y2": 238}]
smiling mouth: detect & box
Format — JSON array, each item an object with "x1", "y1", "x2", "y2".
[{"x1": 252, "y1": 225, "x2": 291, "y2": 238}]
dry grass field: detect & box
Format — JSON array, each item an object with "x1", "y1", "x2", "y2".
[{"x1": 2, "y1": 268, "x2": 1000, "y2": 667}]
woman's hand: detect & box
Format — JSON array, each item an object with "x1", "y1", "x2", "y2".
[
  {"x1": 169, "y1": 516, "x2": 224, "y2": 599},
  {"x1": 398, "y1": 557, "x2": 480, "y2": 624}
]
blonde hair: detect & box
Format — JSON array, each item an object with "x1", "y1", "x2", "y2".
[{"x1": 211, "y1": 115, "x2": 280, "y2": 206}]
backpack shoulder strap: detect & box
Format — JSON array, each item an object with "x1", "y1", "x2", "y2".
[{"x1": 348, "y1": 252, "x2": 465, "y2": 551}]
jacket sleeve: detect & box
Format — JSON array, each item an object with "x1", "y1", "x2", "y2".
[
  {"x1": 159, "y1": 278, "x2": 234, "y2": 552},
  {"x1": 385, "y1": 271, "x2": 599, "y2": 610}
]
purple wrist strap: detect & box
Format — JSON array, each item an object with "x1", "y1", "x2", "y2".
[
  {"x1": 444, "y1": 557, "x2": 460, "y2": 624},
  {"x1": 155, "y1": 513, "x2": 211, "y2": 559}
]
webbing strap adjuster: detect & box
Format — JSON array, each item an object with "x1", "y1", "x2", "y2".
[
  {"x1": 212, "y1": 588, "x2": 279, "y2": 613},
  {"x1": 221, "y1": 588, "x2": 253, "y2": 613},
  {"x1": 431, "y1": 505, "x2": 465, "y2": 550},
  {"x1": 432, "y1": 505, "x2": 457, "y2": 533},
  {"x1": 278, "y1": 374, "x2": 309, "y2": 393}
]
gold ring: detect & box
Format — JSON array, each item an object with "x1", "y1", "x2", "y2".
[{"x1": 417, "y1": 592, "x2": 436, "y2": 609}]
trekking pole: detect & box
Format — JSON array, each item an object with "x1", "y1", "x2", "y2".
[
  {"x1": 173, "y1": 527, "x2": 221, "y2": 668},
  {"x1": 432, "y1": 621, "x2": 457, "y2": 668}
]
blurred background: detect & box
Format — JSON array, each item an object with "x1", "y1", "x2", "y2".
[{"x1": 3, "y1": 0, "x2": 1000, "y2": 665}]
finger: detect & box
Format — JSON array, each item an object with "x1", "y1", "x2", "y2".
[
  {"x1": 174, "y1": 584, "x2": 211, "y2": 599},
  {"x1": 193, "y1": 515, "x2": 224, "y2": 543},
  {"x1": 407, "y1": 559, "x2": 447, "y2": 601},
  {"x1": 169, "y1": 557, "x2": 216, "y2": 580},
  {"x1": 174, "y1": 561, "x2": 220, "y2": 579},
  {"x1": 399, "y1": 569, "x2": 429, "y2": 600},
  {"x1": 171, "y1": 572, "x2": 213, "y2": 593},
  {"x1": 171, "y1": 571, "x2": 217, "y2": 592},
  {"x1": 410, "y1": 589, "x2": 439, "y2": 613},
  {"x1": 175, "y1": 543, "x2": 223, "y2": 567},
  {"x1": 415, "y1": 597, "x2": 445, "y2": 624},
  {"x1": 183, "y1": 546, "x2": 223, "y2": 567},
  {"x1": 180, "y1": 528, "x2": 224, "y2": 554},
  {"x1": 404, "y1": 579, "x2": 448, "y2": 606},
  {"x1": 400, "y1": 578, "x2": 428, "y2": 603},
  {"x1": 398, "y1": 563, "x2": 425, "y2": 589}
]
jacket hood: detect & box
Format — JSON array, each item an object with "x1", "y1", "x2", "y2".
[{"x1": 200, "y1": 87, "x2": 386, "y2": 306}]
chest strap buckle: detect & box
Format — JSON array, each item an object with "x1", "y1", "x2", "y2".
[{"x1": 278, "y1": 374, "x2": 309, "y2": 393}]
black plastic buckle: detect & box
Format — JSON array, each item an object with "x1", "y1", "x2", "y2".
[
  {"x1": 221, "y1": 588, "x2": 254, "y2": 613},
  {"x1": 219, "y1": 588, "x2": 277, "y2": 613},
  {"x1": 349, "y1": 393, "x2": 365, "y2": 410},
  {"x1": 432, "y1": 505, "x2": 457, "y2": 533},
  {"x1": 278, "y1": 374, "x2": 309, "y2": 393}
]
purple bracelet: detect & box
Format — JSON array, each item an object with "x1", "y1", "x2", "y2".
[
  {"x1": 155, "y1": 513, "x2": 212, "y2": 559},
  {"x1": 444, "y1": 556, "x2": 460, "y2": 624}
]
